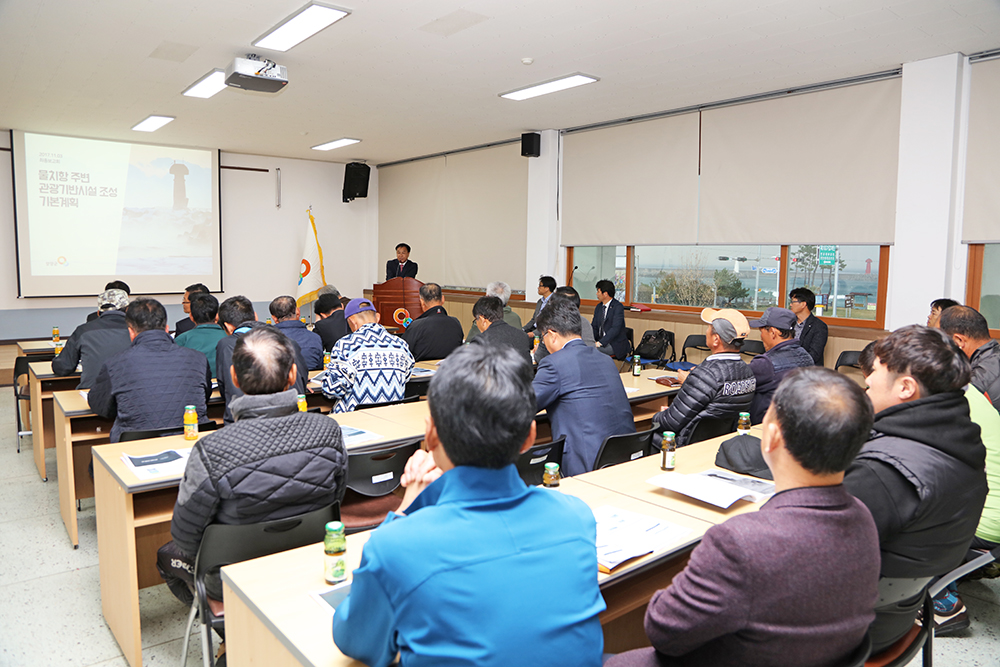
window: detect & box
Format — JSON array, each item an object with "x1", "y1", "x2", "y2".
[
  {"x1": 967, "y1": 244, "x2": 1000, "y2": 333},
  {"x1": 786, "y1": 245, "x2": 882, "y2": 321},
  {"x1": 570, "y1": 246, "x2": 627, "y2": 301},
  {"x1": 633, "y1": 245, "x2": 781, "y2": 310}
]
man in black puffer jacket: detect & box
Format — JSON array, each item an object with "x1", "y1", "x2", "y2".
[
  {"x1": 940, "y1": 305, "x2": 1000, "y2": 412},
  {"x1": 844, "y1": 325, "x2": 987, "y2": 653},
  {"x1": 89, "y1": 298, "x2": 211, "y2": 442},
  {"x1": 157, "y1": 327, "x2": 348, "y2": 605},
  {"x1": 653, "y1": 309, "x2": 756, "y2": 446}
]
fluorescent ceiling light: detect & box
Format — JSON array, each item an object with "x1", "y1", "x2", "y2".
[
  {"x1": 312, "y1": 138, "x2": 360, "y2": 151},
  {"x1": 253, "y1": 3, "x2": 350, "y2": 52},
  {"x1": 500, "y1": 74, "x2": 599, "y2": 101},
  {"x1": 132, "y1": 115, "x2": 175, "y2": 132},
  {"x1": 183, "y1": 69, "x2": 227, "y2": 98}
]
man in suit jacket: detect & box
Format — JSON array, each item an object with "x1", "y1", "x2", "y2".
[
  {"x1": 175, "y1": 283, "x2": 209, "y2": 335},
  {"x1": 522, "y1": 275, "x2": 556, "y2": 334},
  {"x1": 607, "y1": 367, "x2": 880, "y2": 667},
  {"x1": 788, "y1": 287, "x2": 828, "y2": 366},
  {"x1": 593, "y1": 279, "x2": 629, "y2": 360},
  {"x1": 385, "y1": 243, "x2": 418, "y2": 280},
  {"x1": 533, "y1": 298, "x2": 635, "y2": 476},
  {"x1": 469, "y1": 296, "x2": 532, "y2": 365},
  {"x1": 535, "y1": 286, "x2": 595, "y2": 365}
]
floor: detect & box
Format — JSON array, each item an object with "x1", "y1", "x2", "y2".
[{"x1": 0, "y1": 392, "x2": 999, "y2": 666}]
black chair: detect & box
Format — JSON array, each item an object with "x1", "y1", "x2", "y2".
[
  {"x1": 841, "y1": 634, "x2": 872, "y2": 667},
  {"x1": 179, "y1": 502, "x2": 340, "y2": 667},
  {"x1": 341, "y1": 438, "x2": 422, "y2": 534},
  {"x1": 636, "y1": 329, "x2": 676, "y2": 367},
  {"x1": 835, "y1": 350, "x2": 863, "y2": 372},
  {"x1": 686, "y1": 415, "x2": 737, "y2": 445},
  {"x1": 592, "y1": 429, "x2": 655, "y2": 471},
  {"x1": 118, "y1": 421, "x2": 220, "y2": 442},
  {"x1": 740, "y1": 340, "x2": 766, "y2": 358},
  {"x1": 679, "y1": 334, "x2": 709, "y2": 362},
  {"x1": 515, "y1": 437, "x2": 566, "y2": 486},
  {"x1": 354, "y1": 394, "x2": 420, "y2": 410},
  {"x1": 618, "y1": 327, "x2": 636, "y2": 372},
  {"x1": 13, "y1": 356, "x2": 32, "y2": 453}
]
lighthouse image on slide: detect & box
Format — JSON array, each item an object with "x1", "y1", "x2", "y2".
[{"x1": 116, "y1": 145, "x2": 214, "y2": 275}]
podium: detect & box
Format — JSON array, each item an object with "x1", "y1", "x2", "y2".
[{"x1": 372, "y1": 277, "x2": 424, "y2": 327}]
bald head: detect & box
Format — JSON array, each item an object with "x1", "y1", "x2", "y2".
[
  {"x1": 231, "y1": 328, "x2": 298, "y2": 395},
  {"x1": 269, "y1": 295, "x2": 298, "y2": 322}
]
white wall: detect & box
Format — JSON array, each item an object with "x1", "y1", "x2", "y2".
[{"x1": 0, "y1": 135, "x2": 376, "y2": 339}]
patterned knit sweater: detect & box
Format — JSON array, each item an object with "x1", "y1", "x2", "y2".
[{"x1": 321, "y1": 322, "x2": 414, "y2": 412}]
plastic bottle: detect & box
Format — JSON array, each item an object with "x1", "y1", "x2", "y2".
[
  {"x1": 737, "y1": 412, "x2": 751, "y2": 436},
  {"x1": 297, "y1": 394, "x2": 308, "y2": 412},
  {"x1": 542, "y1": 462, "x2": 561, "y2": 488},
  {"x1": 183, "y1": 405, "x2": 198, "y2": 440},
  {"x1": 324, "y1": 521, "x2": 347, "y2": 584},
  {"x1": 661, "y1": 431, "x2": 676, "y2": 470}
]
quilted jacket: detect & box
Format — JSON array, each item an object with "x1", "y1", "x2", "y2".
[
  {"x1": 52, "y1": 309, "x2": 131, "y2": 389},
  {"x1": 170, "y1": 388, "x2": 348, "y2": 560},
  {"x1": 652, "y1": 352, "x2": 756, "y2": 446},
  {"x1": 216, "y1": 321, "x2": 311, "y2": 423},
  {"x1": 971, "y1": 339, "x2": 1000, "y2": 411},
  {"x1": 88, "y1": 329, "x2": 212, "y2": 442}
]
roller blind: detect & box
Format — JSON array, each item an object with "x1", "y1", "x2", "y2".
[
  {"x1": 699, "y1": 79, "x2": 901, "y2": 245},
  {"x1": 378, "y1": 144, "x2": 528, "y2": 290},
  {"x1": 561, "y1": 113, "x2": 700, "y2": 246},
  {"x1": 964, "y1": 58, "x2": 1000, "y2": 243}
]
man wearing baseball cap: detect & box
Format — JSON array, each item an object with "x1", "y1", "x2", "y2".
[
  {"x1": 52, "y1": 288, "x2": 132, "y2": 389},
  {"x1": 747, "y1": 307, "x2": 816, "y2": 423},
  {"x1": 651, "y1": 308, "x2": 756, "y2": 446},
  {"x1": 321, "y1": 298, "x2": 414, "y2": 412}
]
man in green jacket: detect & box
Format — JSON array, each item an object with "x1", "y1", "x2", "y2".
[{"x1": 175, "y1": 293, "x2": 228, "y2": 378}]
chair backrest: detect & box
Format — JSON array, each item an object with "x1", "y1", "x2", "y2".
[
  {"x1": 687, "y1": 414, "x2": 736, "y2": 445},
  {"x1": 118, "y1": 421, "x2": 220, "y2": 442},
  {"x1": 740, "y1": 339, "x2": 766, "y2": 358},
  {"x1": 346, "y1": 439, "x2": 422, "y2": 497},
  {"x1": 13, "y1": 356, "x2": 32, "y2": 383},
  {"x1": 679, "y1": 334, "x2": 708, "y2": 362},
  {"x1": 865, "y1": 590, "x2": 932, "y2": 667},
  {"x1": 593, "y1": 429, "x2": 655, "y2": 471},
  {"x1": 354, "y1": 394, "x2": 420, "y2": 411},
  {"x1": 835, "y1": 350, "x2": 863, "y2": 371},
  {"x1": 515, "y1": 437, "x2": 566, "y2": 486}
]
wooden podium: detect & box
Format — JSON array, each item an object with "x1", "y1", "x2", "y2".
[{"x1": 372, "y1": 277, "x2": 424, "y2": 327}]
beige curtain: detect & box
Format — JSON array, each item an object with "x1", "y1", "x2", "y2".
[{"x1": 963, "y1": 58, "x2": 1000, "y2": 243}]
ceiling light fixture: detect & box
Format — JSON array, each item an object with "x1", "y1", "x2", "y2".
[
  {"x1": 311, "y1": 138, "x2": 360, "y2": 151},
  {"x1": 182, "y1": 69, "x2": 228, "y2": 98},
  {"x1": 500, "y1": 73, "x2": 599, "y2": 101},
  {"x1": 253, "y1": 2, "x2": 350, "y2": 52},
  {"x1": 132, "y1": 115, "x2": 175, "y2": 132}
]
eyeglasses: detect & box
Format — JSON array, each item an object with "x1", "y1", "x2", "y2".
[{"x1": 789, "y1": 299, "x2": 803, "y2": 305}]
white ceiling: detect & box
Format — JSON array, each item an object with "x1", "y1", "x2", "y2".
[{"x1": 1, "y1": 0, "x2": 998, "y2": 165}]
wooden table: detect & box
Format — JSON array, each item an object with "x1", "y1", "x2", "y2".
[
  {"x1": 16, "y1": 340, "x2": 59, "y2": 430},
  {"x1": 55, "y1": 390, "x2": 113, "y2": 547},
  {"x1": 28, "y1": 361, "x2": 81, "y2": 481},
  {"x1": 91, "y1": 412, "x2": 423, "y2": 667},
  {"x1": 221, "y1": 476, "x2": 716, "y2": 666}
]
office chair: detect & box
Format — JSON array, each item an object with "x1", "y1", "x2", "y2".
[
  {"x1": 515, "y1": 437, "x2": 566, "y2": 486},
  {"x1": 340, "y1": 438, "x2": 422, "y2": 534},
  {"x1": 118, "y1": 422, "x2": 220, "y2": 442},
  {"x1": 740, "y1": 340, "x2": 766, "y2": 358},
  {"x1": 835, "y1": 350, "x2": 863, "y2": 372},
  {"x1": 618, "y1": 327, "x2": 636, "y2": 372},
  {"x1": 679, "y1": 334, "x2": 709, "y2": 363},
  {"x1": 593, "y1": 429, "x2": 655, "y2": 470},
  {"x1": 354, "y1": 395, "x2": 420, "y2": 410},
  {"x1": 686, "y1": 415, "x2": 737, "y2": 445},
  {"x1": 13, "y1": 356, "x2": 32, "y2": 453},
  {"x1": 180, "y1": 502, "x2": 340, "y2": 667}
]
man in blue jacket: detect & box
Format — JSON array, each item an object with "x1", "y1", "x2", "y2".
[
  {"x1": 333, "y1": 344, "x2": 606, "y2": 667},
  {"x1": 593, "y1": 278, "x2": 629, "y2": 359}
]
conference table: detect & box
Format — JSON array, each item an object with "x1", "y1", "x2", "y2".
[
  {"x1": 15, "y1": 339, "x2": 58, "y2": 434},
  {"x1": 27, "y1": 361, "x2": 81, "y2": 481},
  {"x1": 219, "y1": 428, "x2": 767, "y2": 666}
]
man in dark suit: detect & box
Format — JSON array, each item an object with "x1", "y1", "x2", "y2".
[
  {"x1": 522, "y1": 275, "x2": 556, "y2": 334},
  {"x1": 385, "y1": 243, "x2": 418, "y2": 280},
  {"x1": 592, "y1": 279, "x2": 629, "y2": 359},
  {"x1": 533, "y1": 298, "x2": 635, "y2": 476},
  {"x1": 400, "y1": 283, "x2": 464, "y2": 361},
  {"x1": 469, "y1": 296, "x2": 532, "y2": 365},
  {"x1": 313, "y1": 292, "x2": 350, "y2": 352},
  {"x1": 608, "y1": 367, "x2": 880, "y2": 667},
  {"x1": 175, "y1": 283, "x2": 209, "y2": 335},
  {"x1": 788, "y1": 287, "x2": 828, "y2": 365}
]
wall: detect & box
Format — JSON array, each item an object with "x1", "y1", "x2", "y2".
[{"x1": 0, "y1": 134, "x2": 376, "y2": 339}]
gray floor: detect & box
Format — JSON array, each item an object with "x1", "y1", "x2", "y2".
[{"x1": 0, "y1": 394, "x2": 999, "y2": 666}]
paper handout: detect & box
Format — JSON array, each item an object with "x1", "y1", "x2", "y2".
[
  {"x1": 647, "y1": 470, "x2": 775, "y2": 509},
  {"x1": 593, "y1": 505, "x2": 693, "y2": 573},
  {"x1": 120, "y1": 448, "x2": 192, "y2": 481}
]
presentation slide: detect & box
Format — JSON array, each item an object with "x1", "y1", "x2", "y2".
[{"x1": 11, "y1": 130, "x2": 221, "y2": 297}]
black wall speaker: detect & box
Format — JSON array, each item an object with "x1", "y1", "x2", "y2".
[
  {"x1": 521, "y1": 132, "x2": 541, "y2": 158},
  {"x1": 343, "y1": 162, "x2": 370, "y2": 203}
]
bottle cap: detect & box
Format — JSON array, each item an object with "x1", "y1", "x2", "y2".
[
  {"x1": 298, "y1": 394, "x2": 306, "y2": 399},
  {"x1": 326, "y1": 521, "x2": 344, "y2": 533},
  {"x1": 185, "y1": 405, "x2": 195, "y2": 410},
  {"x1": 739, "y1": 412, "x2": 750, "y2": 418},
  {"x1": 664, "y1": 431, "x2": 676, "y2": 439},
  {"x1": 544, "y1": 462, "x2": 559, "y2": 472}
]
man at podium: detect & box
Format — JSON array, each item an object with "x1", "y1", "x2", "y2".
[{"x1": 386, "y1": 243, "x2": 418, "y2": 280}]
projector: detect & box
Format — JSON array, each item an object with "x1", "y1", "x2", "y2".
[{"x1": 225, "y1": 57, "x2": 288, "y2": 93}]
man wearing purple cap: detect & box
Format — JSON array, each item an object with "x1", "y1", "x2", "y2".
[
  {"x1": 322, "y1": 298, "x2": 414, "y2": 412},
  {"x1": 747, "y1": 307, "x2": 816, "y2": 424}
]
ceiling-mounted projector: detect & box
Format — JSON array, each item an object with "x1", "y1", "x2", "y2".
[{"x1": 225, "y1": 56, "x2": 288, "y2": 93}]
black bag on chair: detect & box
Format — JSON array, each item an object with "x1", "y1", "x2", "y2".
[{"x1": 634, "y1": 329, "x2": 672, "y2": 360}]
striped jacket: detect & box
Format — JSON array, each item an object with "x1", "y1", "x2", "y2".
[{"x1": 322, "y1": 322, "x2": 414, "y2": 412}]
